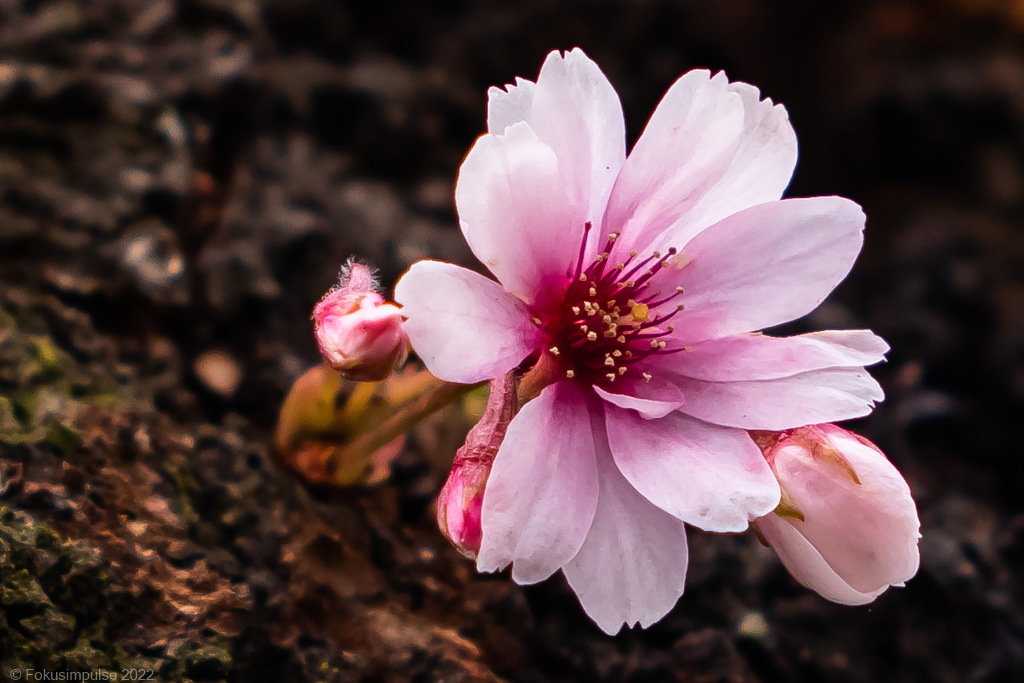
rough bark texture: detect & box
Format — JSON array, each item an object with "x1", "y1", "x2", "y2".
[{"x1": 2, "y1": 1, "x2": 1024, "y2": 681}]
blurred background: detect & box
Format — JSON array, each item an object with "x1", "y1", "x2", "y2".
[{"x1": 1, "y1": 0, "x2": 1023, "y2": 681}]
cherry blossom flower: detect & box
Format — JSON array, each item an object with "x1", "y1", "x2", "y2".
[
  {"x1": 314, "y1": 260, "x2": 409, "y2": 381},
  {"x1": 396, "y1": 48, "x2": 889, "y2": 634},
  {"x1": 754, "y1": 424, "x2": 920, "y2": 605}
]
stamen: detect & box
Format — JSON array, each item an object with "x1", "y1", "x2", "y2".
[
  {"x1": 531, "y1": 317, "x2": 542, "y2": 326},
  {"x1": 549, "y1": 346, "x2": 560, "y2": 356},
  {"x1": 642, "y1": 372, "x2": 652, "y2": 382},
  {"x1": 587, "y1": 331, "x2": 597, "y2": 341},
  {"x1": 566, "y1": 369, "x2": 575, "y2": 378}
]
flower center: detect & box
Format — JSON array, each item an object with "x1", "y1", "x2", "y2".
[{"x1": 539, "y1": 223, "x2": 685, "y2": 388}]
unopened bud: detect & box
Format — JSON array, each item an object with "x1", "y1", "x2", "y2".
[
  {"x1": 437, "y1": 372, "x2": 517, "y2": 559},
  {"x1": 313, "y1": 260, "x2": 409, "y2": 381},
  {"x1": 753, "y1": 424, "x2": 921, "y2": 605}
]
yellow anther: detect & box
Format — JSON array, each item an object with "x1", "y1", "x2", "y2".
[
  {"x1": 579, "y1": 273, "x2": 588, "y2": 282},
  {"x1": 676, "y1": 303, "x2": 686, "y2": 311},
  {"x1": 531, "y1": 317, "x2": 542, "y2": 326},
  {"x1": 684, "y1": 346, "x2": 692, "y2": 352},
  {"x1": 609, "y1": 231, "x2": 620, "y2": 241},
  {"x1": 642, "y1": 372, "x2": 652, "y2": 382},
  {"x1": 676, "y1": 286, "x2": 684, "y2": 293},
  {"x1": 616, "y1": 335, "x2": 625, "y2": 343},
  {"x1": 566, "y1": 369, "x2": 575, "y2": 378},
  {"x1": 572, "y1": 306, "x2": 581, "y2": 315},
  {"x1": 589, "y1": 286, "x2": 597, "y2": 297},
  {"x1": 606, "y1": 373, "x2": 616, "y2": 382},
  {"x1": 631, "y1": 302, "x2": 650, "y2": 322},
  {"x1": 581, "y1": 324, "x2": 589, "y2": 332},
  {"x1": 596, "y1": 252, "x2": 609, "y2": 261},
  {"x1": 612, "y1": 350, "x2": 622, "y2": 357},
  {"x1": 604, "y1": 357, "x2": 615, "y2": 367},
  {"x1": 658, "y1": 341, "x2": 666, "y2": 349},
  {"x1": 604, "y1": 329, "x2": 617, "y2": 338},
  {"x1": 587, "y1": 331, "x2": 598, "y2": 341},
  {"x1": 624, "y1": 280, "x2": 635, "y2": 287},
  {"x1": 650, "y1": 339, "x2": 660, "y2": 349},
  {"x1": 549, "y1": 346, "x2": 560, "y2": 356},
  {"x1": 615, "y1": 263, "x2": 625, "y2": 270},
  {"x1": 625, "y1": 350, "x2": 633, "y2": 358},
  {"x1": 652, "y1": 250, "x2": 661, "y2": 258},
  {"x1": 602, "y1": 314, "x2": 612, "y2": 324},
  {"x1": 618, "y1": 366, "x2": 627, "y2": 375},
  {"x1": 629, "y1": 250, "x2": 638, "y2": 257}
]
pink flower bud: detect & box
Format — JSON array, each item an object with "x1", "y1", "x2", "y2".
[
  {"x1": 313, "y1": 261, "x2": 409, "y2": 381},
  {"x1": 437, "y1": 373, "x2": 517, "y2": 559},
  {"x1": 755, "y1": 424, "x2": 921, "y2": 605},
  {"x1": 437, "y1": 457, "x2": 490, "y2": 559}
]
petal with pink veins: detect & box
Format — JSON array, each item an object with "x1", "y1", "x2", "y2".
[
  {"x1": 593, "y1": 375, "x2": 685, "y2": 419},
  {"x1": 605, "y1": 408, "x2": 779, "y2": 532},
  {"x1": 646, "y1": 82, "x2": 799, "y2": 252},
  {"x1": 394, "y1": 260, "x2": 540, "y2": 384},
  {"x1": 456, "y1": 122, "x2": 579, "y2": 305},
  {"x1": 757, "y1": 514, "x2": 887, "y2": 606},
  {"x1": 528, "y1": 48, "x2": 626, "y2": 232},
  {"x1": 665, "y1": 197, "x2": 865, "y2": 342},
  {"x1": 564, "y1": 417, "x2": 688, "y2": 635},
  {"x1": 663, "y1": 330, "x2": 888, "y2": 382},
  {"x1": 477, "y1": 382, "x2": 600, "y2": 584},
  {"x1": 601, "y1": 70, "x2": 745, "y2": 254},
  {"x1": 668, "y1": 367, "x2": 884, "y2": 431}
]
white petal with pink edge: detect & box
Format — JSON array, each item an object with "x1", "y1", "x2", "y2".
[
  {"x1": 477, "y1": 382, "x2": 600, "y2": 584},
  {"x1": 605, "y1": 408, "x2": 779, "y2": 532},
  {"x1": 564, "y1": 416, "x2": 688, "y2": 635},
  {"x1": 663, "y1": 329, "x2": 888, "y2": 382},
  {"x1": 666, "y1": 196, "x2": 865, "y2": 342},
  {"x1": 600, "y1": 70, "x2": 745, "y2": 254},
  {"x1": 669, "y1": 367, "x2": 884, "y2": 431},
  {"x1": 456, "y1": 122, "x2": 579, "y2": 305},
  {"x1": 757, "y1": 514, "x2": 887, "y2": 606},
  {"x1": 394, "y1": 260, "x2": 540, "y2": 384}
]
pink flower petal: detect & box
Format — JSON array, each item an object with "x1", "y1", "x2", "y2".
[
  {"x1": 488, "y1": 77, "x2": 536, "y2": 133},
  {"x1": 592, "y1": 375, "x2": 685, "y2": 419},
  {"x1": 667, "y1": 197, "x2": 866, "y2": 341},
  {"x1": 394, "y1": 260, "x2": 540, "y2": 384},
  {"x1": 772, "y1": 429, "x2": 921, "y2": 593},
  {"x1": 601, "y1": 70, "x2": 745, "y2": 254},
  {"x1": 646, "y1": 82, "x2": 799, "y2": 252},
  {"x1": 529, "y1": 48, "x2": 626, "y2": 232},
  {"x1": 664, "y1": 330, "x2": 888, "y2": 382},
  {"x1": 668, "y1": 368, "x2": 885, "y2": 430},
  {"x1": 477, "y1": 382, "x2": 600, "y2": 584},
  {"x1": 757, "y1": 514, "x2": 886, "y2": 606},
  {"x1": 605, "y1": 408, "x2": 779, "y2": 532},
  {"x1": 563, "y1": 425, "x2": 688, "y2": 635},
  {"x1": 455, "y1": 122, "x2": 579, "y2": 305}
]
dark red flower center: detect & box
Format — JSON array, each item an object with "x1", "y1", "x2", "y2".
[{"x1": 535, "y1": 223, "x2": 686, "y2": 389}]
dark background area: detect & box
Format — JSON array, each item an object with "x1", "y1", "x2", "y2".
[{"x1": 1, "y1": 0, "x2": 1023, "y2": 681}]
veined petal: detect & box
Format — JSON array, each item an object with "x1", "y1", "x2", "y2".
[
  {"x1": 593, "y1": 375, "x2": 685, "y2": 419},
  {"x1": 601, "y1": 70, "x2": 745, "y2": 254},
  {"x1": 667, "y1": 197, "x2": 866, "y2": 342},
  {"x1": 477, "y1": 382, "x2": 600, "y2": 584},
  {"x1": 605, "y1": 408, "x2": 779, "y2": 532},
  {"x1": 664, "y1": 330, "x2": 888, "y2": 382},
  {"x1": 456, "y1": 122, "x2": 578, "y2": 305},
  {"x1": 647, "y1": 82, "x2": 799, "y2": 251},
  {"x1": 758, "y1": 515, "x2": 887, "y2": 606},
  {"x1": 394, "y1": 260, "x2": 540, "y2": 384},
  {"x1": 564, "y1": 418, "x2": 688, "y2": 635},
  {"x1": 669, "y1": 368, "x2": 884, "y2": 431},
  {"x1": 488, "y1": 77, "x2": 536, "y2": 133},
  {"x1": 529, "y1": 48, "x2": 626, "y2": 234}
]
